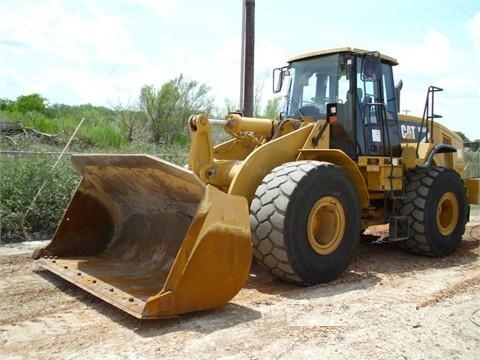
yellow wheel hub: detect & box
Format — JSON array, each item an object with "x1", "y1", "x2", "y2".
[
  {"x1": 436, "y1": 192, "x2": 459, "y2": 236},
  {"x1": 307, "y1": 196, "x2": 345, "y2": 255}
]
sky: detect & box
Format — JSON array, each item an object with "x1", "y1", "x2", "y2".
[{"x1": 1, "y1": 0, "x2": 480, "y2": 140}]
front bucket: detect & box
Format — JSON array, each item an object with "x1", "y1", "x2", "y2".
[{"x1": 33, "y1": 154, "x2": 252, "y2": 318}]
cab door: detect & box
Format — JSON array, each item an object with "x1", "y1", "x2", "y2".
[{"x1": 356, "y1": 54, "x2": 402, "y2": 157}]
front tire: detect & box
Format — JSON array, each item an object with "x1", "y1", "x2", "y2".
[
  {"x1": 249, "y1": 161, "x2": 361, "y2": 285},
  {"x1": 398, "y1": 167, "x2": 468, "y2": 256}
]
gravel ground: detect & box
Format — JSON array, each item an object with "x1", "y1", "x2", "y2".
[{"x1": 0, "y1": 219, "x2": 479, "y2": 359}]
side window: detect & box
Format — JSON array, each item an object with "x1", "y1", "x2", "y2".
[
  {"x1": 363, "y1": 81, "x2": 375, "y2": 105},
  {"x1": 336, "y1": 74, "x2": 352, "y2": 132},
  {"x1": 357, "y1": 70, "x2": 376, "y2": 124},
  {"x1": 338, "y1": 75, "x2": 349, "y2": 103},
  {"x1": 381, "y1": 63, "x2": 398, "y2": 122}
]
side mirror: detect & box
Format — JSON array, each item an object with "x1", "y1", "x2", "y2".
[
  {"x1": 273, "y1": 66, "x2": 288, "y2": 93},
  {"x1": 395, "y1": 79, "x2": 403, "y2": 112},
  {"x1": 361, "y1": 53, "x2": 381, "y2": 82}
]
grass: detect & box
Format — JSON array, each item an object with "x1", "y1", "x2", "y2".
[
  {"x1": 79, "y1": 121, "x2": 127, "y2": 148},
  {"x1": 0, "y1": 138, "x2": 189, "y2": 243},
  {"x1": 0, "y1": 154, "x2": 79, "y2": 242},
  {"x1": 2, "y1": 110, "x2": 129, "y2": 149},
  {"x1": 2, "y1": 107, "x2": 478, "y2": 242},
  {"x1": 0, "y1": 100, "x2": 200, "y2": 242}
]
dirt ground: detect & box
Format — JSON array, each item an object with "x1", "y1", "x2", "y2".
[{"x1": 1, "y1": 218, "x2": 479, "y2": 360}]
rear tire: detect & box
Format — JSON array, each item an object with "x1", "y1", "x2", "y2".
[
  {"x1": 398, "y1": 167, "x2": 468, "y2": 256},
  {"x1": 249, "y1": 161, "x2": 361, "y2": 285}
]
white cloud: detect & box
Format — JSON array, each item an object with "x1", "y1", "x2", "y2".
[
  {"x1": 442, "y1": 74, "x2": 480, "y2": 98},
  {"x1": 468, "y1": 12, "x2": 480, "y2": 56},
  {"x1": 193, "y1": 37, "x2": 288, "y2": 112},
  {"x1": 0, "y1": 0, "x2": 148, "y2": 104},
  {"x1": 387, "y1": 28, "x2": 451, "y2": 76},
  {"x1": 253, "y1": 39, "x2": 289, "y2": 109},
  {"x1": 382, "y1": 20, "x2": 480, "y2": 140},
  {"x1": 0, "y1": 68, "x2": 26, "y2": 97},
  {"x1": 1, "y1": 1, "x2": 478, "y2": 141},
  {"x1": 181, "y1": 37, "x2": 243, "y2": 106},
  {"x1": 129, "y1": 0, "x2": 175, "y2": 15}
]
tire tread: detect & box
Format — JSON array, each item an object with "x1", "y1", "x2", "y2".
[{"x1": 398, "y1": 167, "x2": 467, "y2": 256}]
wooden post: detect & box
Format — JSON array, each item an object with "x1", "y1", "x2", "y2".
[{"x1": 240, "y1": 0, "x2": 255, "y2": 117}]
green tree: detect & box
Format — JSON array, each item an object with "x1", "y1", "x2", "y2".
[
  {"x1": 263, "y1": 96, "x2": 282, "y2": 119},
  {"x1": 469, "y1": 139, "x2": 480, "y2": 152},
  {"x1": 455, "y1": 131, "x2": 469, "y2": 142},
  {"x1": 113, "y1": 101, "x2": 148, "y2": 142},
  {"x1": 139, "y1": 74, "x2": 214, "y2": 144},
  {"x1": 455, "y1": 131, "x2": 480, "y2": 151},
  {"x1": 223, "y1": 98, "x2": 239, "y2": 114},
  {"x1": 0, "y1": 98, "x2": 15, "y2": 112},
  {"x1": 14, "y1": 94, "x2": 48, "y2": 114},
  {"x1": 253, "y1": 76, "x2": 265, "y2": 117},
  {"x1": 46, "y1": 103, "x2": 115, "y2": 120}
]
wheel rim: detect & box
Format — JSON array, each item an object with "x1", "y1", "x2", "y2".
[
  {"x1": 307, "y1": 196, "x2": 345, "y2": 255},
  {"x1": 436, "y1": 192, "x2": 459, "y2": 236}
]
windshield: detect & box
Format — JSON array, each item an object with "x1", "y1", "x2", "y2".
[{"x1": 284, "y1": 54, "x2": 348, "y2": 119}]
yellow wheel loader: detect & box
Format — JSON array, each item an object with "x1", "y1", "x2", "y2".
[{"x1": 33, "y1": 48, "x2": 480, "y2": 318}]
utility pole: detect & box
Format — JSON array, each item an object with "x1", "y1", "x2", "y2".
[{"x1": 240, "y1": 0, "x2": 255, "y2": 117}]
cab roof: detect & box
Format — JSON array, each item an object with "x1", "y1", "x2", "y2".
[{"x1": 287, "y1": 47, "x2": 398, "y2": 66}]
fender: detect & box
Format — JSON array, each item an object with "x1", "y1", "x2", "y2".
[
  {"x1": 228, "y1": 123, "x2": 315, "y2": 203},
  {"x1": 297, "y1": 148, "x2": 370, "y2": 209},
  {"x1": 417, "y1": 143, "x2": 457, "y2": 169}
]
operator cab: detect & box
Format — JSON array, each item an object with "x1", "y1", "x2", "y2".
[{"x1": 273, "y1": 47, "x2": 402, "y2": 159}]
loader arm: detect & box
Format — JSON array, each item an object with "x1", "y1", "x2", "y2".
[{"x1": 188, "y1": 114, "x2": 339, "y2": 204}]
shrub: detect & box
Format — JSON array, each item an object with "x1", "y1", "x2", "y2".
[
  {"x1": 28, "y1": 112, "x2": 59, "y2": 134},
  {"x1": 2, "y1": 110, "x2": 59, "y2": 135},
  {"x1": 79, "y1": 122, "x2": 127, "y2": 148},
  {"x1": 0, "y1": 155, "x2": 79, "y2": 242},
  {"x1": 14, "y1": 94, "x2": 48, "y2": 114}
]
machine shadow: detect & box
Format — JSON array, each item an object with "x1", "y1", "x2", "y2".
[
  {"x1": 247, "y1": 232, "x2": 479, "y2": 301},
  {"x1": 35, "y1": 269, "x2": 261, "y2": 336},
  {"x1": 34, "y1": 227, "x2": 477, "y2": 334}
]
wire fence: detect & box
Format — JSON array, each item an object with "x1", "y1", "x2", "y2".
[
  {"x1": 0, "y1": 150, "x2": 188, "y2": 165},
  {"x1": 465, "y1": 149, "x2": 479, "y2": 179},
  {"x1": 1, "y1": 148, "x2": 479, "y2": 176},
  {"x1": 1, "y1": 145, "x2": 478, "y2": 241}
]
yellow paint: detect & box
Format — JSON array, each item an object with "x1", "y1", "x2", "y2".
[
  {"x1": 228, "y1": 123, "x2": 316, "y2": 202},
  {"x1": 298, "y1": 149, "x2": 370, "y2": 209},
  {"x1": 465, "y1": 179, "x2": 480, "y2": 204},
  {"x1": 34, "y1": 105, "x2": 472, "y2": 318},
  {"x1": 436, "y1": 192, "x2": 459, "y2": 236},
  {"x1": 307, "y1": 196, "x2": 345, "y2": 255},
  {"x1": 34, "y1": 155, "x2": 251, "y2": 319}
]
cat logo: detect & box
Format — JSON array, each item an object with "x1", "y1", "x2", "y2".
[{"x1": 401, "y1": 124, "x2": 417, "y2": 140}]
